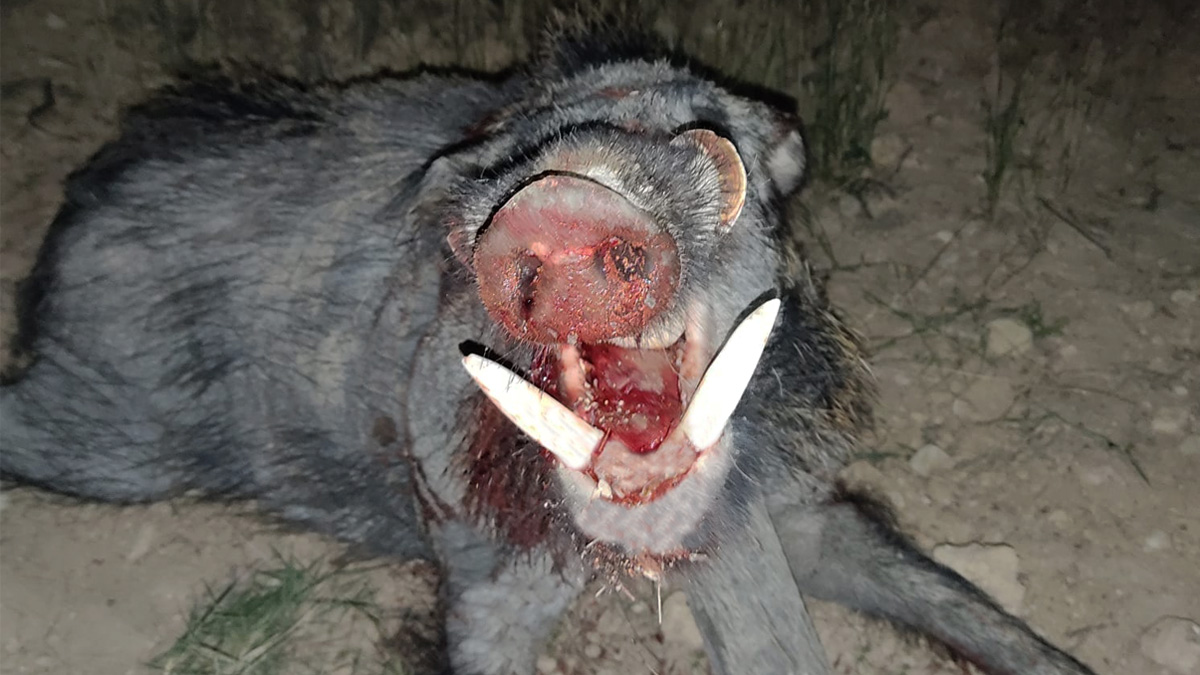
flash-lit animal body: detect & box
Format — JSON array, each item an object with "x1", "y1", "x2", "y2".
[{"x1": 1, "y1": 26, "x2": 1098, "y2": 675}]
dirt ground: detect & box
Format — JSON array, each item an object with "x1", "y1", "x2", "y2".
[{"x1": 1, "y1": 1, "x2": 1198, "y2": 674}]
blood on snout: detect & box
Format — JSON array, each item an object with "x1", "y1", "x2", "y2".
[{"x1": 474, "y1": 175, "x2": 679, "y2": 345}]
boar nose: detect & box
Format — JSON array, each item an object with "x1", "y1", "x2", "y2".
[{"x1": 474, "y1": 175, "x2": 680, "y2": 345}]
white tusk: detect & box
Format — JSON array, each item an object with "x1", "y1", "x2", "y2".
[
  {"x1": 679, "y1": 298, "x2": 781, "y2": 450},
  {"x1": 462, "y1": 354, "x2": 602, "y2": 470}
]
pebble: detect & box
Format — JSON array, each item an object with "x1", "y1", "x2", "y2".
[
  {"x1": 1151, "y1": 408, "x2": 1192, "y2": 436},
  {"x1": 1120, "y1": 300, "x2": 1156, "y2": 320},
  {"x1": 45, "y1": 12, "x2": 67, "y2": 29},
  {"x1": 909, "y1": 444, "x2": 953, "y2": 477},
  {"x1": 125, "y1": 523, "x2": 157, "y2": 563},
  {"x1": 660, "y1": 592, "x2": 705, "y2": 650},
  {"x1": 870, "y1": 133, "x2": 907, "y2": 169},
  {"x1": 986, "y1": 318, "x2": 1034, "y2": 357},
  {"x1": 932, "y1": 543, "x2": 1025, "y2": 615},
  {"x1": 536, "y1": 655, "x2": 559, "y2": 674},
  {"x1": 1140, "y1": 616, "x2": 1200, "y2": 674},
  {"x1": 839, "y1": 460, "x2": 888, "y2": 491},
  {"x1": 1170, "y1": 289, "x2": 1197, "y2": 306},
  {"x1": 1078, "y1": 466, "x2": 1116, "y2": 487},
  {"x1": 837, "y1": 194, "x2": 862, "y2": 219},
  {"x1": 952, "y1": 377, "x2": 1016, "y2": 422},
  {"x1": 1143, "y1": 530, "x2": 1171, "y2": 551},
  {"x1": 583, "y1": 643, "x2": 602, "y2": 659},
  {"x1": 1047, "y1": 509, "x2": 1072, "y2": 529}
]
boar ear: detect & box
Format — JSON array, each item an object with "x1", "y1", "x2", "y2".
[
  {"x1": 765, "y1": 123, "x2": 807, "y2": 197},
  {"x1": 671, "y1": 128, "x2": 747, "y2": 230}
]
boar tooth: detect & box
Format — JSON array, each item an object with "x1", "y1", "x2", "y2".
[
  {"x1": 461, "y1": 354, "x2": 601, "y2": 470},
  {"x1": 679, "y1": 298, "x2": 781, "y2": 450}
]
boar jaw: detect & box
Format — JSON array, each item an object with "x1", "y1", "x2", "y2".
[{"x1": 462, "y1": 298, "x2": 779, "y2": 557}]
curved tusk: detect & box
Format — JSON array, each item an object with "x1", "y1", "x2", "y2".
[
  {"x1": 462, "y1": 354, "x2": 601, "y2": 470},
  {"x1": 679, "y1": 298, "x2": 781, "y2": 450}
]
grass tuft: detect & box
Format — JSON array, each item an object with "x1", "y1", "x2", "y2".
[
  {"x1": 150, "y1": 555, "x2": 406, "y2": 675},
  {"x1": 800, "y1": 0, "x2": 899, "y2": 191}
]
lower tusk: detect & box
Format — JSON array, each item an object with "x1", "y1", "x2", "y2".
[
  {"x1": 462, "y1": 354, "x2": 601, "y2": 470},
  {"x1": 678, "y1": 298, "x2": 781, "y2": 450}
]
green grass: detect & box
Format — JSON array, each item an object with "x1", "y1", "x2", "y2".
[
  {"x1": 982, "y1": 65, "x2": 1025, "y2": 221},
  {"x1": 1010, "y1": 300, "x2": 1067, "y2": 339},
  {"x1": 150, "y1": 556, "x2": 407, "y2": 675},
  {"x1": 800, "y1": 0, "x2": 899, "y2": 191},
  {"x1": 122, "y1": 0, "x2": 900, "y2": 194}
]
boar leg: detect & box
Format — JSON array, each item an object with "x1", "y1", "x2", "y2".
[
  {"x1": 679, "y1": 497, "x2": 832, "y2": 675},
  {"x1": 770, "y1": 499, "x2": 1096, "y2": 675},
  {"x1": 435, "y1": 521, "x2": 586, "y2": 675}
]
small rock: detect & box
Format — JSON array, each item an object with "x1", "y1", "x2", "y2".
[
  {"x1": 1078, "y1": 466, "x2": 1115, "y2": 487},
  {"x1": 45, "y1": 12, "x2": 67, "y2": 29},
  {"x1": 1151, "y1": 408, "x2": 1192, "y2": 436},
  {"x1": 1140, "y1": 616, "x2": 1200, "y2": 674},
  {"x1": 910, "y1": 444, "x2": 953, "y2": 477},
  {"x1": 126, "y1": 522, "x2": 157, "y2": 563},
  {"x1": 838, "y1": 194, "x2": 862, "y2": 219},
  {"x1": 870, "y1": 134, "x2": 907, "y2": 169},
  {"x1": 1173, "y1": 385, "x2": 1190, "y2": 397},
  {"x1": 952, "y1": 377, "x2": 1016, "y2": 422},
  {"x1": 1143, "y1": 530, "x2": 1171, "y2": 552},
  {"x1": 933, "y1": 229, "x2": 954, "y2": 243},
  {"x1": 536, "y1": 655, "x2": 559, "y2": 674},
  {"x1": 630, "y1": 601, "x2": 649, "y2": 615},
  {"x1": 1120, "y1": 300, "x2": 1156, "y2": 320},
  {"x1": 1179, "y1": 436, "x2": 1200, "y2": 457},
  {"x1": 839, "y1": 460, "x2": 888, "y2": 491},
  {"x1": 986, "y1": 318, "x2": 1034, "y2": 357},
  {"x1": 840, "y1": 460, "x2": 904, "y2": 508},
  {"x1": 1170, "y1": 289, "x2": 1197, "y2": 306},
  {"x1": 660, "y1": 592, "x2": 705, "y2": 650},
  {"x1": 1047, "y1": 509, "x2": 1072, "y2": 529},
  {"x1": 583, "y1": 643, "x2": 602, "y2": 659},
  {"x1": 931, "y1": 543, "x2": 1025, "y2": 614}
]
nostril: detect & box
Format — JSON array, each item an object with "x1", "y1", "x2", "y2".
[
  {"x1": 515, "y1": 252, "x2": 542, "y2": 321},
  {"x1": 599, "y1": 238, "x2": 651, "y2": 284}
]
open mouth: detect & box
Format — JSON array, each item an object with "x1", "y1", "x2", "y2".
[{"x1": 462, "y1": 297, "x2": 780, "y2": 506}]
